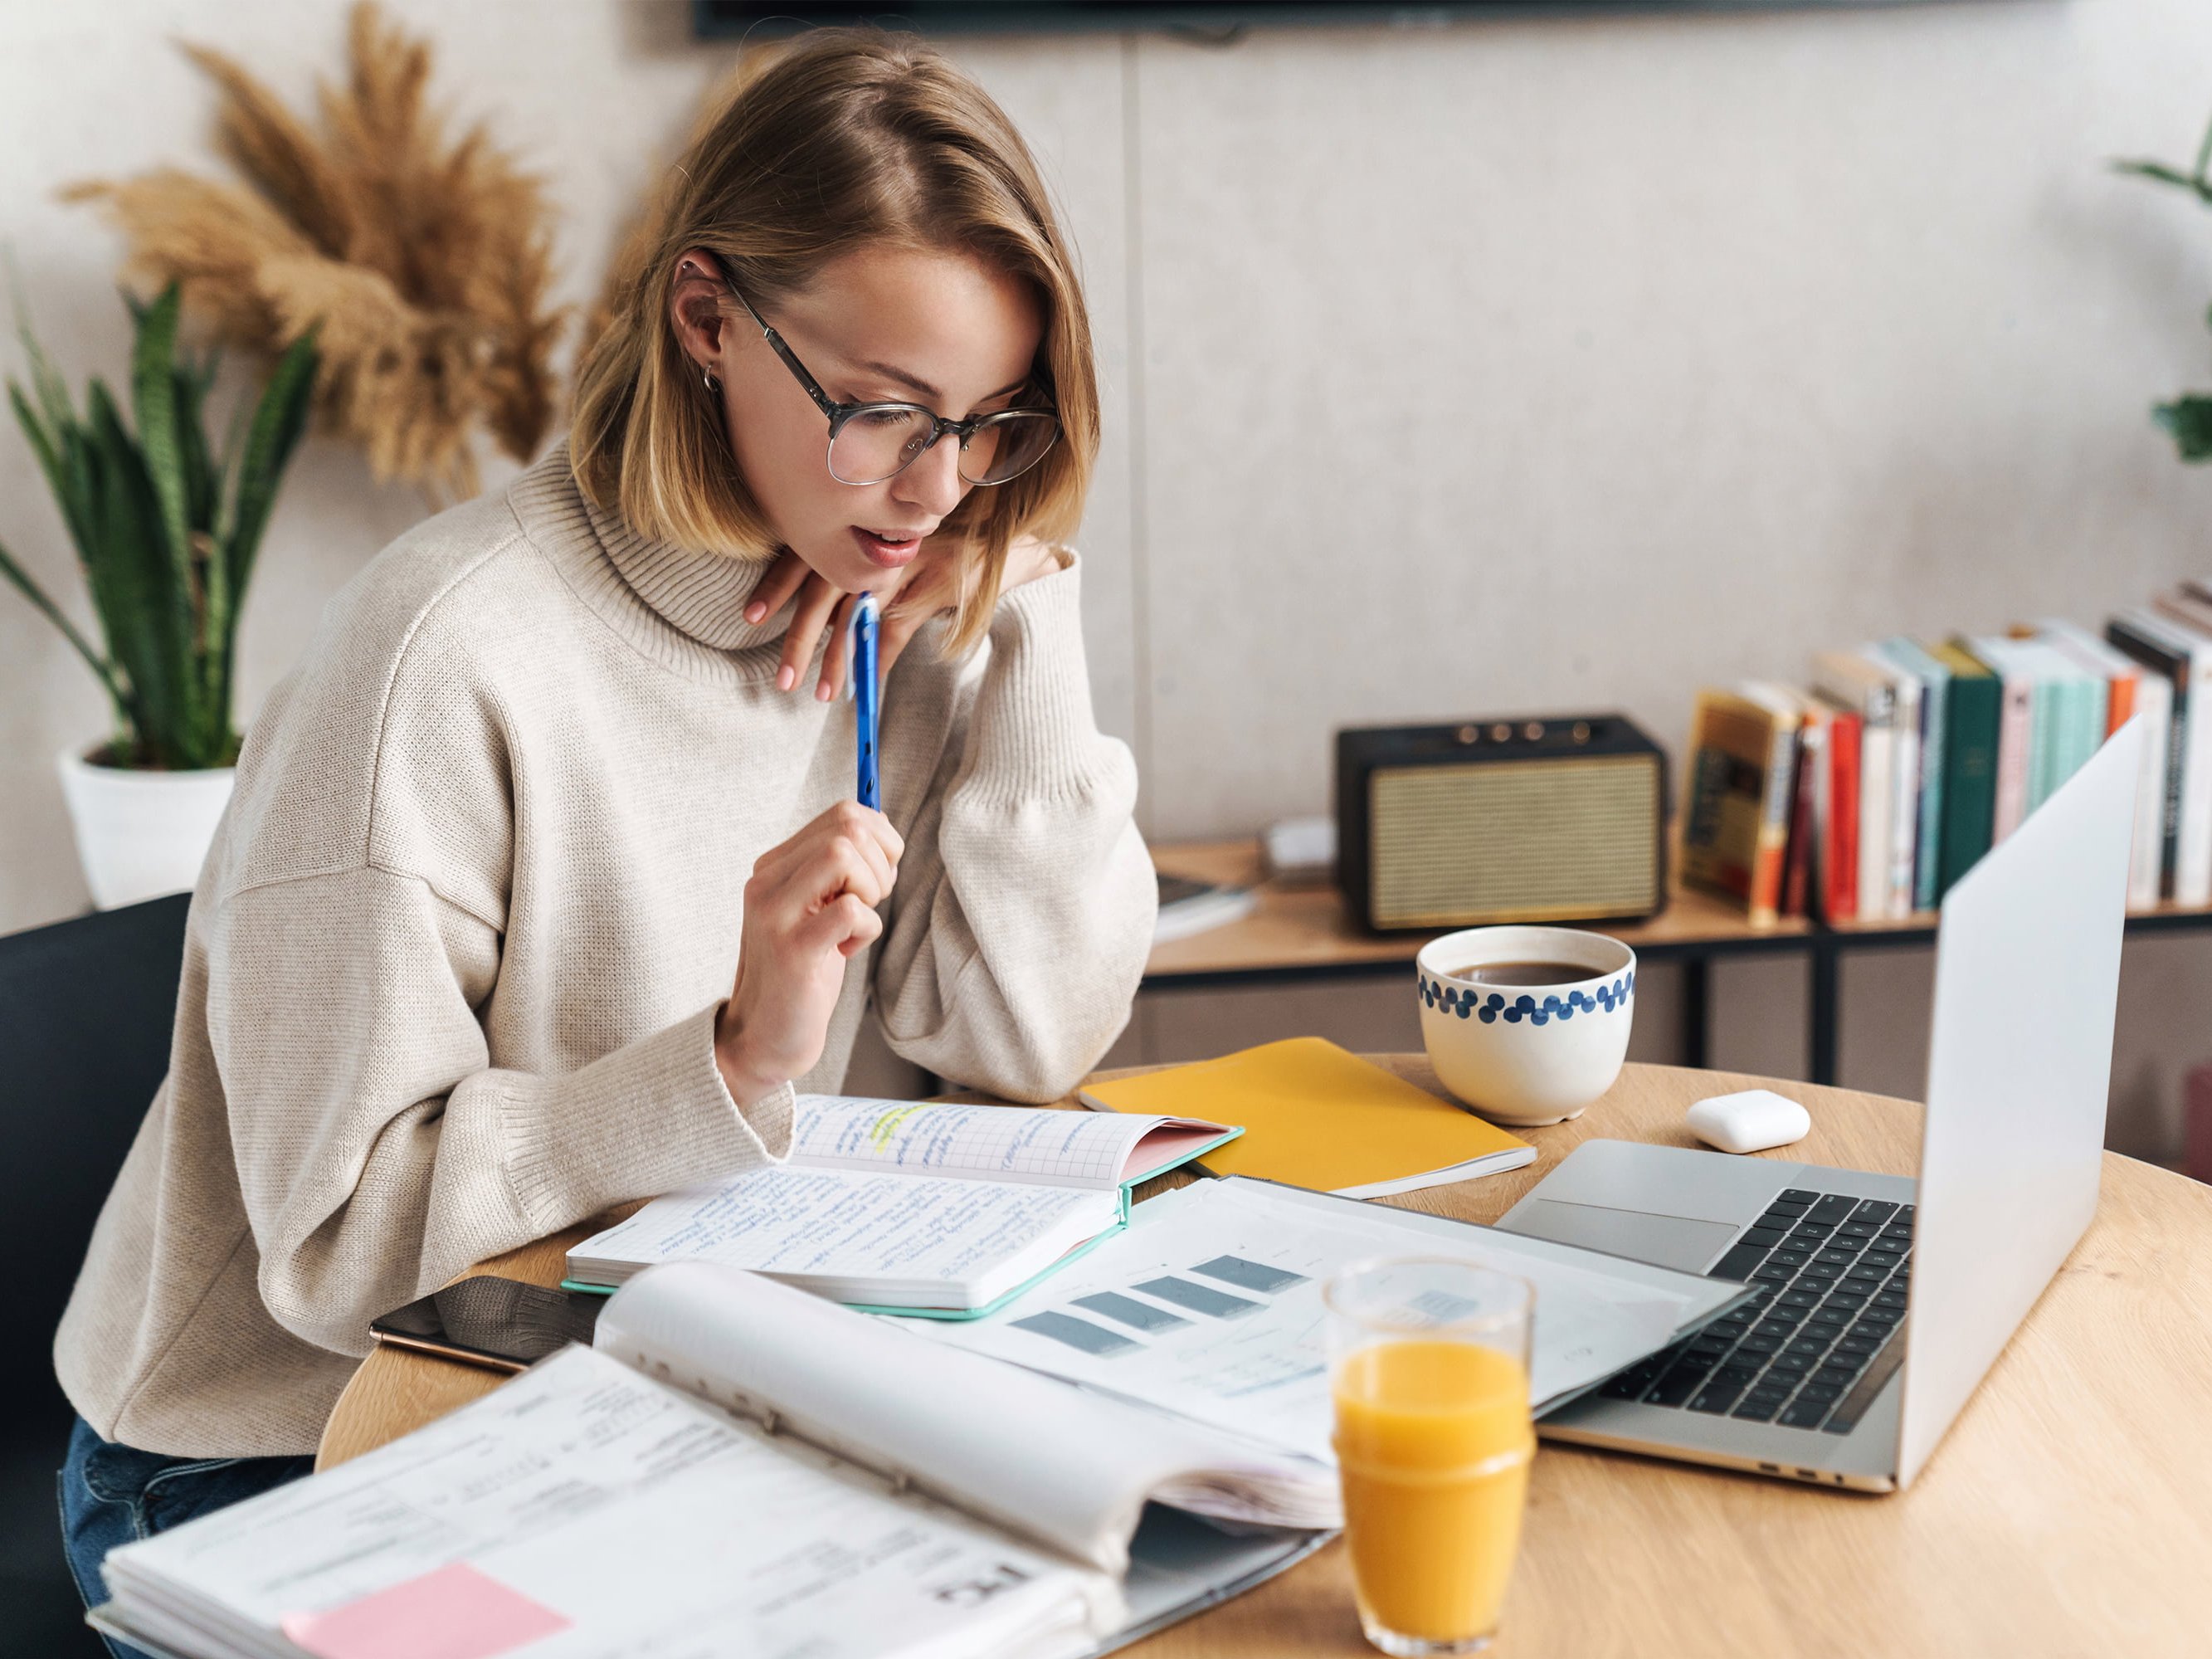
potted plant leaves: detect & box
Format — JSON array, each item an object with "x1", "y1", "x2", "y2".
[
  {"x1": 2117, "y1": 112, "x2": 2212, "y2": 459},
  {"x1": 1, "y1": 284, "x2": 316, "y2": 908}
]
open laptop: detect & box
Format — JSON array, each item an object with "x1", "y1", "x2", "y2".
[{"x1": 1497, "y1": 718, "x2": 2143, "y2": 1491}]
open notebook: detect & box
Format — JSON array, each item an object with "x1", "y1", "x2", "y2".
[
  {"x1": 565, "y1": 1095, "x2": 1240, "y2": 1315},
  {"x1": 92, "y1": 1263, "x2": 1332, "y2": 1659}
]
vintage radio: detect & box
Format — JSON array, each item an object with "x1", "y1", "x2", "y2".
[{"x1": 1335, "y1": 714, "x2": 1669, "y2": 932}]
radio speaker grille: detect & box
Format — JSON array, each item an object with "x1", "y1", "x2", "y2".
[{"x1": 1368, "y1": 755, "x2": 1661, "y2": 928}]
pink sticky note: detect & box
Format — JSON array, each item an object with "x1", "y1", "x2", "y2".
[{"x1": 280, "y1": 1562, "x2": 571, "y2": 1659}]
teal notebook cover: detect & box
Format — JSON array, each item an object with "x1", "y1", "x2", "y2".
[
  {"x1": 1932, "y1": 642, "x2": 1998, "y2": 897},
  {"x1": 1880, "y1": 638, "x2": 1949, "y2": 912},
  {"x1": 561, "y1": 1221, "x2": 1127, "y2": 1322}
]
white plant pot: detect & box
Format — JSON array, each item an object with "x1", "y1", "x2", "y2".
[{"x1": 56, "y1": 744, "x2": 236, "y2": 910}]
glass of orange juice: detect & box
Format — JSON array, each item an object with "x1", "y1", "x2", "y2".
[{"x1": 1326, "y1": 1256, "x2": 1535, "y2": 1657}]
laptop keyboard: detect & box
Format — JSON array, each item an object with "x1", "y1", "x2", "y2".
[{"x1": 1598, "y1": 1189, "x2": 1912, "y2": 1434}]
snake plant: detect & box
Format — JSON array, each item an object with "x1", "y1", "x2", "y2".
[{"x1": 1, "y1": 283, "x2": 317, "y2": 769}]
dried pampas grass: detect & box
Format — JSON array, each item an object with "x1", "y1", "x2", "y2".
[{"x1": 71, "y1": 2, "x2": 564, "y2": 501}]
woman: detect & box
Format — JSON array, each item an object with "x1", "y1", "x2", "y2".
[{"x1": 55, "y1": 28, "x2": 1153, "y2": 1639}]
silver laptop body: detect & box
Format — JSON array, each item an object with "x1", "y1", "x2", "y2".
[{"x1": 1496, "y1": 719, "x2": 2142, "y2": 1491}]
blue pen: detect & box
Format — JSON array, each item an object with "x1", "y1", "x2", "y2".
[{"x1": 852, "y1": 592, "x2": 881, "y2": 809}]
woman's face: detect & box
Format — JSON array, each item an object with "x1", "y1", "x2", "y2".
[{"x1": 673, "y1": 243, "x2": 1045, "y2": 596}]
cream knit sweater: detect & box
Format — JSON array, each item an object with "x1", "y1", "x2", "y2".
[{"x1": 53, "y1": 450, "x2": 1155, "y2": 1457}]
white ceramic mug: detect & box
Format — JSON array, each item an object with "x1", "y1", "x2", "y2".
[{"x1": 1415, "y1": 925, "x2": 1637, "y2": 1126}]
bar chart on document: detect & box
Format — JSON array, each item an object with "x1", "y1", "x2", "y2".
[{"x1": 911, "y1": 1180, "x2": 1693, "y2": 1465}]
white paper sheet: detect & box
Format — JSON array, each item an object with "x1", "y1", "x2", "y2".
[
  {"x1": 597, "y1": 1262, "x2": 1340, "y2": 1570},
  {"x1": 912, "y1": 1179, "x2": 1697, "y2": 1464},
  {"x1": 100, "y1": 1346, "x2": 1118, "y2": 1659},
  {"x1": 570, "y1": 1165, "x2": 1116, "y2": 1300}
]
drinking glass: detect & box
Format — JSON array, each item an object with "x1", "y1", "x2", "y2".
[{"x1": 1326, "y1": 1256, "x2": 1536, "y2": 1657}]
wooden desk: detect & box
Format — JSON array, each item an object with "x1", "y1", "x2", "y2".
[{"x1": 319, "y1": 1061, "x2": 2212, "y2": 1657}]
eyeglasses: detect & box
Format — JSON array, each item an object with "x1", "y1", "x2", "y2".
[{"x1": 723, "y1": 281, "x2": 1061, "y2": 488}]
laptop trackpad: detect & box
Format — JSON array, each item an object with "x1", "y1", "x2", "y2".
[{"x1": 1508, "y1": 1200, "x2": 1742, "y2": 1274}]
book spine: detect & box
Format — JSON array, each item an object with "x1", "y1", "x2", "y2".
[
  {"x1": 1990, "y1": 671, "x2": 2032, "y2": 842},
  {"x1": 1886, "y1": 677, "x2": 1919, "y2": 919},
  {"x1": 2025, "y1": 670, "x2": 2057, "y2": 811},
  {"x1": 1679, "y1": 692, "x2": 1742, "y2": 901},
  {"x1": 1747, "y1": 717, "x2": 1799, "y2": 925},
  {"x1": 1935, "y1": 670, "x2": 1994, "y2": 899},
  {"x1": 2107, "y1": 666, "x2": 2136, "y2": 737},
  {"x1": 1911, "y1": 673, "x2": 1943, "y2": 912},
  {"x1": 2183, "y1": 651, "x2": 2212, "y2": 905},
  {"x1": 2128, "y1": 675, "x2": 2173, "y2": 908},
  {"x1": 1781, "y1": 715, "x2": 1823, "y2": 919},
  {"x1": 1825, "y1": 710, "x2": 1862, "y2": 922},
  {"x1": 1859, "y1": 703, "x2": 1892, "y2": 921},
  {"x1": 2107, "y1": 619, "x2": 2189, "y2": 898},
  {"x1": 2081, "y1": 674, "x2": 2107, "y2": 778}
]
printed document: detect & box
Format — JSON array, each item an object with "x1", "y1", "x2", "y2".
[
  {"x1": 93, "y1": 1262, "x2": 1333, "y2": 1659},
  {"x1": 913, "y1": 1178, "x2": 1745, "y2": 1463}
]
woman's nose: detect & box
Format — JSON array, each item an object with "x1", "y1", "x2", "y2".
[{"x1": 894, "y1": 436, "x2": 965, "y2": 518}]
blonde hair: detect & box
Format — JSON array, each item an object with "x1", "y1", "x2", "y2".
[{"x1": 571, "y1": 28, "x2": 1098, "y2": 655}]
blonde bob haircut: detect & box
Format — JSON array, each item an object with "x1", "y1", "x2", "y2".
[{"x1": 571, "y1": 28, "x2": 1099, "y2": 656}]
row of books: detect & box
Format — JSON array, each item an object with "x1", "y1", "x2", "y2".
[{"x1": 1682, "y1": 588, "x2": 2212, "y2": 925}]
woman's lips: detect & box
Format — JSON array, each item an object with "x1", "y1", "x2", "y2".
[{"x1": 851, "y1": 526, "x2": 923, "y2": 568}]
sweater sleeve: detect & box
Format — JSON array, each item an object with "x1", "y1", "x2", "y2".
[
  {"x1": 870, "y1": 557, "x2": 1157, "y2": 1101},
  {"x1": 205, "y1": 865, "x2": 792, "y2": 1355}
]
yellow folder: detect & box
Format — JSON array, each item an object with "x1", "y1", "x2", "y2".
[{"x1": 1080, "y1": 1037, "x2": 1534, "y2": 1198}]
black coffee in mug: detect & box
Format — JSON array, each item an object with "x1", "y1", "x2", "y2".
[{"x1": 1448, "y1": 960, "x2": 1591, "y2": 987}]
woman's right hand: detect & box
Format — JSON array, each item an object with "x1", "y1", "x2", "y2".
[{"x1": 714, "y1": 801, "x2": 904, "y2": 1106}]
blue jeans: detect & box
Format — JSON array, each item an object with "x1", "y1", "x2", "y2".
[{"x1": 57, "y1": 1415, "x2": 314, "y2": 1659}]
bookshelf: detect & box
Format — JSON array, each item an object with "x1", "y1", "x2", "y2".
[
  {"x1": 1144, "y1": 840, "x2": 2212, "y2": 1086},
  {"x1": 1147, "y1": 841, "x2": 1811, "y2": 1076}
]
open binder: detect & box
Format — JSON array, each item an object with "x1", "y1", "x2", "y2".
[{"x1": 92, "y1": 1262, "x2": 1331, "y2": 1659}]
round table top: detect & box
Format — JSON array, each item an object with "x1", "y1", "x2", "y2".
[{"x1": 319, "y1": 1060, "x2": 2212, "y2": 1657}]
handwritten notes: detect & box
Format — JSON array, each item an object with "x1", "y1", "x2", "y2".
[
  {"x1": 569, "y1": 1166, "x2": 1116, "y2": 1304},
  {"x1": 792, "y1": 1096, "x2": 1154, "y2": 1188}
]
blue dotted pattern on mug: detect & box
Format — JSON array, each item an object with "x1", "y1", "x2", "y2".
[{"x1": 1419, "y1": 969, "x2": 1636, "y2": 1026}]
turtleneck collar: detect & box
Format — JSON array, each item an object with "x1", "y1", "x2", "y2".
[
  {"x1": 509, "y1": 446, "x2": 802, "y2": 686},
  {"x1": 580, "y1": 491, "x2": 790, "y2": 654}
]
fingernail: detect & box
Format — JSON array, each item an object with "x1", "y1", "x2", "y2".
[
  {"x1": 816, "y1": 681, "x2": 833, "y2": 701},
  {"x1": 777, "y1": 666, "x2": 796, "y2": 691},
  {"x1": 745, "y1": 602, "x2": 767, "y2": 622}
]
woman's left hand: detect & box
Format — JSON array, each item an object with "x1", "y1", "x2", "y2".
[{"x1": 745, "y1": 534, "x2": 1063, "y2": 700}]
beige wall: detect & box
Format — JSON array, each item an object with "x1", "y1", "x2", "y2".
[{"x1": 7, "y1": 0, "x2": 2212, "y2": 1155}]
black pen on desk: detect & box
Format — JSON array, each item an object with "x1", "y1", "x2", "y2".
[{"x1": 853, "y1": 592, "x2": 881, "y2": 809}]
